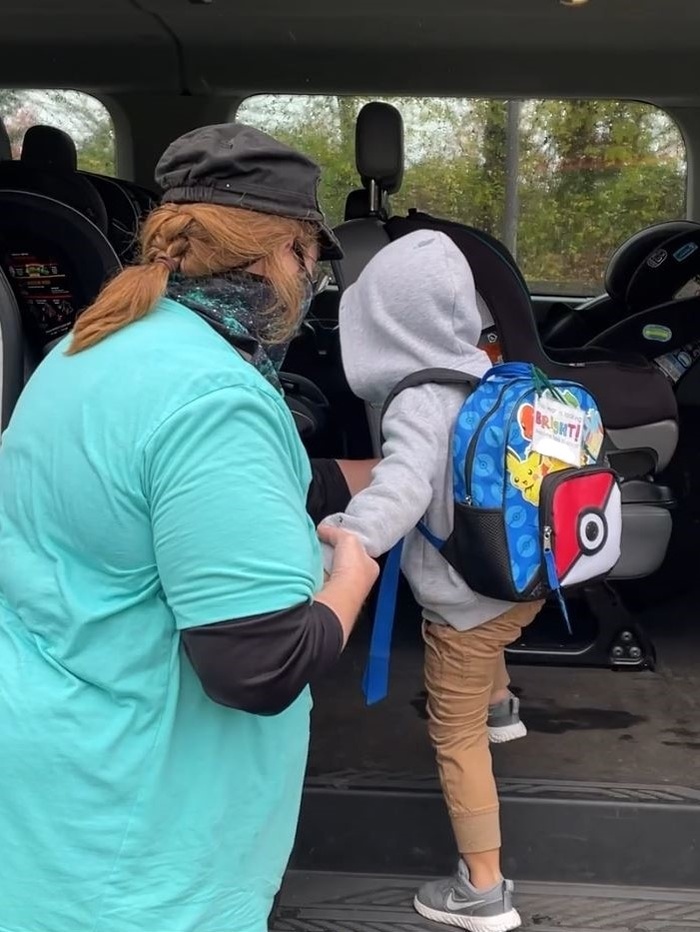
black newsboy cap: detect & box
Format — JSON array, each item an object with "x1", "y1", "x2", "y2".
[{"x1": 155, "y1": 123, "x2": 342, "y2": 261}]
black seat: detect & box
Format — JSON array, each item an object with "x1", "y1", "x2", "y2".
[
  {"x1": 585, "y1": 226, "x2": 700, "y2": 376},
  {"x1": 340, "y1": 102, "x2": 403, "y2": 225},
  {"x1": 0, "y1": 125, "x2": 109, "y2": 234},
  {"x1": 337, "y1": 202, "x2": 678, "y2": 667},
  {"x1": 387, "y1": 211, "x2": 678, "y2": 461},
  {"x1": 0, "y1": 189, "x2": 121, "y2": 422},
  {"x1": 285, "y1": 286, "x2": 372, "y2": 458},
  {"x1": 542, "y1": 221, "x2": 700, "y2": 348},
  {"x1": 581, "y1": 224, "x2": 700, "y2": 605},
  {"x1": 0, "y1": 120, "x2": 11, "y2": 161},
  {"x1": 282, "y1": 103, "x2": 402, "y2": 457},
  {"x1": 0, "y1": 267, "x2": 23, "y2": 431},
  {"x1": 0, "y1": 189, "x2": 328, "y2": 448},
  {"x1": 3, "y1": 123, "x2": 155, "y2": 262},
  {"x1": 325, "y1": 102, "x2": 405, "y2": 454},
  {"x1": 332, "y1": 102, "x2": 403, "y2": 291},
  {"x1": 386, "y1": 211, "x2": 679, "y2": 661},
  {"x1": 81, "y1": 172, "x2": 160, "y2": 260},
  {"x1": 344, "y1": 188, "x2": 374, "y2": 221},
  {"x1": 121, "y1": 180, "x2": 159, "y2": 216},
  {"x1": 279, "y1": 372, "x2": 330, "y2": 449},
  {"x1": 80, "y1": 172, "x2": 142, "y2": 263}
]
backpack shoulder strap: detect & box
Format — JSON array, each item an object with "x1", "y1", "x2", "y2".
[
  {"x1": 380, "y1": 368, "x2": 478, "y2": 425},
  {"x1": 364, "y1": 368, "x2": 477, "y2": 705}
]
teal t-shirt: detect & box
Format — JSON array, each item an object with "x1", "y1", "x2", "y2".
[{"x1": 0, "y1": 299, "x2": 321, "y2": 932}]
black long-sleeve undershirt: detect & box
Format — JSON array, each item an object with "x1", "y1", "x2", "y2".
[{"x1": 182, "y1": 458, "x2": 351, "y2": 715}]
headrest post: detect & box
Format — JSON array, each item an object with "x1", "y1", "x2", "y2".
[{"x1": 368, "y1": 178, "x2": 379, "y2": 215}]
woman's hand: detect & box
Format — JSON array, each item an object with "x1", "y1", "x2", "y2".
[
  {"x1": 318, "y1": 524, "x2": 379, "y2": 590},
  {"x1": 316, "y1": 525, "x2": 379, "y2": 646}
]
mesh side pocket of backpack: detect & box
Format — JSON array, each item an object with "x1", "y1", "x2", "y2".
[{"x1": 445, "y1": 503, "x2": 526, "y2": 603}]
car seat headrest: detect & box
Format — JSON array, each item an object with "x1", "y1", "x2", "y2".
[
  {"x1": 344, "y1": 186, "x2": 392, "y2": 222},
  {"x1": 625, "y1": 228, "x2": 700, "y2": 311},
  {"x1": 605, "y1": 220, "x2": 700, "y2": 302},
  {"x1": 21, "y1": 125, "x2": 78, "y2": 172},
  {"x1": 0, "y1": 190, "x2": 120, "y2": 357},
  {"x1": 0, "y1": 120, "x2": 11, "y2": 160},
  {"x1": 355, "y1": 102, "x2": 404, "y2": 196},
  {"x1": 344, "y1": 188, "x2": 370, "y2": 221}
]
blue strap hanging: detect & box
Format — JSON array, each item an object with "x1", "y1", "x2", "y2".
[
  {"x1": 417, "y1": 520, "x2": 445, "y2": 550},
  {"x1": 362, "y1": 539, "x2": 404, "y2": 705},
  {"x1": 544, "y1": 547, "x2": 573, "y2": 636}
]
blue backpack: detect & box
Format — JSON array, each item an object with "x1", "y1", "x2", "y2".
[{"x1": 363, "y1": 362, "x2": 622, "y2": 704}]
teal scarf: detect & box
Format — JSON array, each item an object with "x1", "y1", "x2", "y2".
[{"x1": 166, "y1": 271, "x2": 302, "y2": 391}]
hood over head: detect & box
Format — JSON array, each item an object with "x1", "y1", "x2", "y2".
[{"x1": 339, "y1": 230, "x2": 492, "y2": 405}]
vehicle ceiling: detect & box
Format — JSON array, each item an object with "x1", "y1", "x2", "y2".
[{"x1": 1, "y1": 0, "x2": 700, "y2": 104}]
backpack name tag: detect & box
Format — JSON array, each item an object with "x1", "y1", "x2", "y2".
[{"x1": 531, "y1": 394, "x2": 584, "y2": 467}]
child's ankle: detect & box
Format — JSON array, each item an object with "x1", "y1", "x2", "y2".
[
  {"x1": 461, "y1": 856, "x2": 503, "y2": 891},
  {"x1": 489, "y1": 688, "x2": 510, "y2": 706}
]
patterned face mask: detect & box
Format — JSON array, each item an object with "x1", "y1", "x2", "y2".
[
  {"x1": 166, "y1": 270, "x2": 300, "y2": 391},
  {"x1": 298, "y1": 275, "x2": 314, "y2": 322}
]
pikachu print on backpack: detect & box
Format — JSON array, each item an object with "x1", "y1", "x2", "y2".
[
  {"x1": 504, "y1": 448, "x2": 568, "y2": 506},
  {"x1": 432, "y1": 362, "x2": 621, "y2": 611}
]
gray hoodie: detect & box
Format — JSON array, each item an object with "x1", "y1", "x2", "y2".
[{"x1": 320, "y1": 230, "x2": 515, "y2": 631}]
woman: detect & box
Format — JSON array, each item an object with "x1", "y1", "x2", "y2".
[{"x1": 0, "y1": 123, "x2": 378, "y2": 932}]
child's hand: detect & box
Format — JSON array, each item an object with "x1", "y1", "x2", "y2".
[
  {"x1": 316, "y1": 525, "x2": 379, "y2": 645},
  {"x1": 318, "y1": 524, "x2": 379, "y2": 594}
]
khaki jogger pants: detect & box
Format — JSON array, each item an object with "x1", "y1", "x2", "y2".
[{"x1": 423, "y1": 601, "x2": 543, "y2": 854}]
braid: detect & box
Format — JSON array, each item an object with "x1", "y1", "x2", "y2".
[
  {"x1": 143, "y1": 205, "x2": 192, "y2": 272},
  {"x1": 68, "y1": 202, "x2": 320, "y2": 354}
]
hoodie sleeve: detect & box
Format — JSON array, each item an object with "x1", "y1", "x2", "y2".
[{"x1": 319, "y1": 391, "x2": 441, "y2": 570}]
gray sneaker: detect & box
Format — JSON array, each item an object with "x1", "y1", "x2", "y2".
[
  {"x1": 488, "y1": 695, "x2": 527, "y2": 745},
  {"x1": 413, "y1": 860, "x2": 520, "y2": 931}
]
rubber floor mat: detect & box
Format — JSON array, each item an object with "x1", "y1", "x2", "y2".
[{"x1": 271, "y1": 871, "x2": 700, "y2": 932}]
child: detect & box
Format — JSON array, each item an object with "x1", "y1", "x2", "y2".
[{"x1": 320, "y1": 230, "x2": 543, "y2": 931}]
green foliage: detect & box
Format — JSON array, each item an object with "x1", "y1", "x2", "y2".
[
  {"x1": 75, "y1": 117, "x2": 116, "y2": 175},
  {"x1": 0, "y1": 90, "x2": 686, "y2": 296},
  {"x1": 239, "y1": 95, "x2": 687, "y2": 295}
]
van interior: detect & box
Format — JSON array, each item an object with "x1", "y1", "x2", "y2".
[{"x1": 2, "y1": 1, "x2": 700, "y2": 929}]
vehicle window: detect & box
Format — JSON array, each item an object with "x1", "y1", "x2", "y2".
[
  {"x1": 0, "y1": 89, "x2": 116, "y2": 176},
  {"x1": 238, "y1": 96, "x2": 687, "y2": 297}
]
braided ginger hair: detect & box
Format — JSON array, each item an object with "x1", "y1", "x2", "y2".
[{"x1": 68, "y1": 203, "x2": 318, "y2": 354}]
